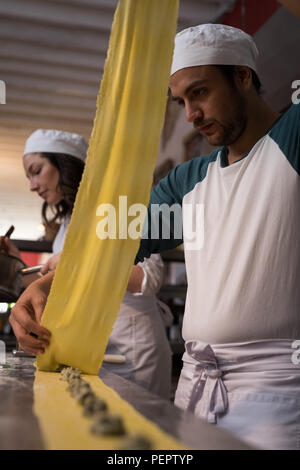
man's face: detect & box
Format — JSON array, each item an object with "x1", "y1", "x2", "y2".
[{"x1": 169, "y1": 65, "x2": 247, "y2": 147}]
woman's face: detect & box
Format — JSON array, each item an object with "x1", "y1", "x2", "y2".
[{"x1": 23, "y1": 153, "x2": 63, "y2": 205}]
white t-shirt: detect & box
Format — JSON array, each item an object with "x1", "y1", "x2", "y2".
[{"x1": 136, "y1": 104, "x2": 300, "y2": 343}]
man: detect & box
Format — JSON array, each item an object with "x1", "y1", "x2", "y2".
[
  {"x1": 10, "y1": 4, "x2": 300, "y2": 450},
  {"x1": 136, "y1": 20, "x2": 300, "y2": 449}
]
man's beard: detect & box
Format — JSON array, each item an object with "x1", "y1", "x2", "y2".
[{"x1": 194, "y1": 93, "x2": 247, "y2": 147}]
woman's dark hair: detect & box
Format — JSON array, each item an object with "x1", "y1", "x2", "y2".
[
  {"x1": 40, "y1": 152, "x2": 85, "y2": 228},
  {"x1": 215, "y1": 64, "x2": 262, "y2": 95}
]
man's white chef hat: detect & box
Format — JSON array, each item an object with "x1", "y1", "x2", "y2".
[
  {"x1": 24, "y1": 129, "x2": 88, "y2": 162},
  {"x1": 171, "y1": 23, "x2": 259, "y2": 76}
]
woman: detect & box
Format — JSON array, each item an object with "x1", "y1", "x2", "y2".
[{"x1": 7, "y1": 129, "x2": 173, "y2": 399}]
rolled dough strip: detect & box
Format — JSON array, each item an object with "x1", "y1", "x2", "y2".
[
  {"x1": 37, "y1": 0, "x2": 179, "y2": 374},
  {"x1": 33, "y1": 370, "x2": 187, "y2": 450}
]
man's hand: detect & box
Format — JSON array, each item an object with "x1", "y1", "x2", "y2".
[
  {"x1": 40, "y1": 252, "x2": 61, "y2": 275},
  {"x1": 277, "y1": 0, "x2": 300, "y2": 18},
  {"x1": 9, "y1": 271, "x2": 54, "y2": 355}
]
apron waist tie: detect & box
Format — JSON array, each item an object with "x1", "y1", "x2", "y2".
[
  {"x1": 182, "y1": 339, "x2": 300, "y2": 425},
  {"x1": 185, "y1": 342, "x2": 228, "y2": 424}
]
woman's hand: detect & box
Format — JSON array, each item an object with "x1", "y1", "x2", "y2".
[
  {"x1": 9, "y1": 271, "x2": 54, "y2": 355},
  {"x1": 40, "y1": 252, "x2": 61, "y2": 275},
  {"x1": 0, "y1": 237, "x2": 21, "y2": 258}
]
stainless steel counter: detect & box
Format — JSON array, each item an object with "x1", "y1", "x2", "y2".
[
  {"x1": 0, "y1": 353, "x2": 251, "y2": 450},
  {"x1": 0, "y1": 354, "x2": 44, "y2": 449}
]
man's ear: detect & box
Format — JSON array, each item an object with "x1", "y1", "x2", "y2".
[{"x1": 233, "y1": 66, "x2": 253, "y2": 91}]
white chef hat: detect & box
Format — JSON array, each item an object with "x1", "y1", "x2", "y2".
[
  {"x1": 171, "y1": 23, "x2": 259, "y2": 76},
  {"x1": 23, "y1": 129, "x2": 88, "y2": 162}
]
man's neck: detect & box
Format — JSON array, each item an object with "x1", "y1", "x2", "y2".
[{"x1": 227, "y1": 101, "x2": 281, "y2": 165}]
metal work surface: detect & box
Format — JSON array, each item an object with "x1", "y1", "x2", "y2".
[
  {"x1": 0, "y1": 353, "x2": 251, "y2": 450},
  {"x1": 0, "y1": 354, "x2": 44, "y2": 449}
]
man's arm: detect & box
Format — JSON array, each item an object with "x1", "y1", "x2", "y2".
[
  {"x1": 277, "y1": 0, "x2": 300, "y2": 19},
  {"x1": 127, "y1": 265, "x2": 144, "y2": 293}
]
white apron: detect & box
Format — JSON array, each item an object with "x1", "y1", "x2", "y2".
[
  {"x1": 100, "y1": 291, "x2": 173, "y2": 400},
  {"x1": 175, "y1": 340, "x2": 300, "y2": 450}
]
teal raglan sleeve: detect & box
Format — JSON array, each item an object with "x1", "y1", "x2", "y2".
[
  {"x1": 134, "y1": 163, "x2": 186, "y2": 263},
  {"x1": 269, "y1": 103, "x2": 300, "y2": 174},
  {"x1": 134, "y1": 150, "x2": 220, "y2": 263}
]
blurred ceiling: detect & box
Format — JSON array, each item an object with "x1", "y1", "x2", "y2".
[
  {"x1": 0, "y1": 0, "x2": 236, "y2": 150},
  {"x1": 0, "y1": 0, "x2": 236, "y2": 239},
  {"x1": 0, "y1": 0, "x2": 299, "y2": 240}
]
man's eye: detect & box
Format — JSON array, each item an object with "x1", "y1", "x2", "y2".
[
  {"x1": 192, "y1": 88, "x2": 206, "y2": 98},
  {"x1": 177, "y1": 99, "x2": 185, "y2": 107}
]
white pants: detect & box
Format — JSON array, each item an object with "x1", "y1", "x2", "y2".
[{"x1": 175, "y1": 340, "x2": 300, "y2": 450}]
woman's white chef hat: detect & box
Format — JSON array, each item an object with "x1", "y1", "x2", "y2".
[
  {"x1": 23, "y1": 129, "x2": 88, "y2": 162},
  {"x1": 171, "y1": 23, "x2": 259, "y2": 76}
]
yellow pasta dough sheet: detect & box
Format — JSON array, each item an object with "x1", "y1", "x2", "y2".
[
  {"x1": 33, "y1": 371, "x2": 187, "y2": 450},
  {"x1": 37, "y1": 0, "x2": 179, "y2": 375}
]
